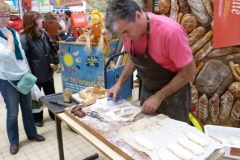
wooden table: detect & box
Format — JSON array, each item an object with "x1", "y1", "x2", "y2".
[
  {"x1": 54, "y1": 112, "x2": 225, "y2": 160},
  {"x1": 42, "y1": 93, "x2": 225, "y2": 160}
]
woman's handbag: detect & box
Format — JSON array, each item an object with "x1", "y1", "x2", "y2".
[{"x1": 2, "y1": 72, "x2": 37, "y2": 95}]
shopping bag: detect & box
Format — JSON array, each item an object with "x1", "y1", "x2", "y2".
[{"x1": 31, "y1": 84, "x2": 45, "y2": 113}]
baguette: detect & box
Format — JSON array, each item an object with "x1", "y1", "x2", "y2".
[
  {"x1": 169, "y1": 0, "x2": 179, "y2": 21},
  {"x1": 207, "y1": 47, "x2": 240, "y2": 58},
  {"x1": 202, "y1": 0, "x2": 213, "y2": 18},
  {"x1": 196, "y1": 62, "x2": 204, "y2": 76},
  {"x1": 222, "y1": 53, "x2": 240, "y2": 61},
  {"x1": 195, "y1": 39, "x2": 213, "y2": 61},
  {"x1": 187, "y1": 26, "x2": 207, "y2": 46},
  {"x1": 191, "y1": 30, "x2": 213, "y2": 54}
]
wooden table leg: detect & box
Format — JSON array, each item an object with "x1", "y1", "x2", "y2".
[{"x1": 56, "y1": 115, "x2": 64, "y2": 160}]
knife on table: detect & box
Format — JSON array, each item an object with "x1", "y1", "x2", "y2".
[{"x1": 49, "y1": 101, "x2": 74, "y2": 107}]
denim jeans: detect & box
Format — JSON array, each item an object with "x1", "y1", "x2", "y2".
[{"x1": 0, "y1": 79, "x2": 37, "y2": 144}]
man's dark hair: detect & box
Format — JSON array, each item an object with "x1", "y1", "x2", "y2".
[
  {"x1": 104, "y1": 0, "x2": 142, "y2": 33},
  {"x1": 64, "y1": 10, "x2": 72, "y2": 17}
]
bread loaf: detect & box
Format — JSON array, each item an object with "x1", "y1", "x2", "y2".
[
  {"x1": 187, "y1": 0, "x2": 212, "y2": 26},
  {"x1": 230, "y1": 98, "x2": 240, "y2": 127},
  {"x1": 191, "y1": 30, "x2": 213, "y2": 54},
  {"x1": 207, "y1": 47, "x2": 240, "y2": 58},
  {"x1": 196, "y1": 62, "x2": 204, "y2": 76},
  {"x1": 169, "y1": 0, "x2": 178, "y2": 21},
  {"x1": 191, "y1": 85, "x2": 199, "y2": 117},
  {"x1": 159, "y1": 0, "x2": 171, "y2": 14},
  {"x1": 81, "y1": 96, "x2": 96, "y2": 107},
  {"x1": 187, "y1": 26, "x2": 207, "y2": 46},
  {"x1": 195, "y1": 39, "x2": 213, "y2": 61},
  {"x1": 222, "y1": 53, "x2": 240, "y2": 61},
  {"x1": 181, "y1": 13, "x2": 198, "y2": 33},
  {"x1": 198, "y1": 94, "x2": 209, "y2": 123},
  {"x1": 178, "y1": 0, "x2": 190, "y2": 14},
  {"x1": 79, "y1": 88, "x2": 92, "y2": 99},
  {"x1": 228, "y1": 82, "x2": 240, "y2": 98},
  {"x1": 219, "y1": 91, "x2": 234, "y2": 123},
  {"x1": 202, "y1": 0, "x2": 213, "y2": 18},
  {"x1": 209, "y1": 93, "x2": 220, "y2": 124}
]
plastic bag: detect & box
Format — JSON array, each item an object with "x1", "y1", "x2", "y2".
[{"x1": 31, "y1": 84, "x2": 45, "y2": 113}]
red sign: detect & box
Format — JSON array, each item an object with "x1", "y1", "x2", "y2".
[
  {"x1": 71, "y1": 13, "x2": 88, "y2": 38},
  {"x1": 213, "y1": 0, "x2": 240, "y2": 48}
]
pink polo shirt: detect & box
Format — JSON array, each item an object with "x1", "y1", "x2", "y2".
[{"x1": 123, "y1": 13, "x2": 193, "y2": 73}]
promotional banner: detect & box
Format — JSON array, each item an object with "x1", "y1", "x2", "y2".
[
  {"x1": 213, "y1": 0, "x2": 240, "y2": 48},
  {"x1": 54, "y1": 0, "x2": 83, "y2": 6}
]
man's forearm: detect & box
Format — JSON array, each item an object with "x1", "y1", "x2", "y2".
[{"x1": 155, "y1": 60, "x2": 196, "y2": 101}]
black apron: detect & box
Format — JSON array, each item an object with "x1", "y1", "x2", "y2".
[{"x1": 130, "y1": 13, "x2": 191, "y2": 124}]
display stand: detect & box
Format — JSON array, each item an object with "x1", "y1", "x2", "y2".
[{"x1": 58, "y1": 40, "x2": 132, "y2": 99}]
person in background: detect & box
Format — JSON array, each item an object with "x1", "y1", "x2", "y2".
[
  {"x1": 105, "y1": 0, "x2": 196, "y2": 124},
  {"x1": 7, "y1": 7, "x2": 23, "y2": 33},
  {"x1": 55, "y1": 14, "x2": 65, "y2": 30},
  {"x1": 20, "y1": 11, "x2": 59, "y2": 127},
  {"x1": 59, "y1": 10, "x2": 72, "y2": 40},
  {"x1": 44, "y1": 12, "x2": 62, "y2": 47},
  {"x1": 0, "y1": 2, "x2": 45, "y2": 155}
]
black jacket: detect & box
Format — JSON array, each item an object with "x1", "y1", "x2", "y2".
[{"x1": 20, "y1": 31, "x2": 59, "y2": 83}]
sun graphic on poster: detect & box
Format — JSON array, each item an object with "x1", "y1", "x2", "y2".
[{"x1": 63, "y1": 53, "x2": 74, "y2": 67}]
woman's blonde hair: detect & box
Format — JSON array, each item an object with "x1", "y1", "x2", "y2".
[{"x1": 0, "y1": 1, "x2": 10, "y2": 12}]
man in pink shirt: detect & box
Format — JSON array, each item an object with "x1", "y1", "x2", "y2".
[
  {"x1": 105, "y1": 0, "x2": 196, "y2": 123},
  {"x1": 8, "y1": 8, "x2": 23, "y2": 33}
]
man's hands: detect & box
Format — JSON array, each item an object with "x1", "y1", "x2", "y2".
[
  {"x1": 141, "y1": 94, "x2": 162, "y2": 114},
  {"x1": 107, "y1": 83, "x2": 121, "y2": 101}
]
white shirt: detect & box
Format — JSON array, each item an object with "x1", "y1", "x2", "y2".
[{"x1": 0, "y1": 27, "x2": 28, "y2": 80}]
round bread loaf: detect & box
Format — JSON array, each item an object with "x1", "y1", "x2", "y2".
[
  {"x1": 181, "y1": 13, "x2": 198, "y2": 33},
  {"x1": 159, "y1": 0, "x2": 171, "y2": 15}
]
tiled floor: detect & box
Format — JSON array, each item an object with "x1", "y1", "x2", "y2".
[{"x1": 0, "y1": 72, "x2": 140, "y2": 160}]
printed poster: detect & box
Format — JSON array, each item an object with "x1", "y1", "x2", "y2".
[{"x1": 213, "y1": 0, "x2": 240, "y2": 48}]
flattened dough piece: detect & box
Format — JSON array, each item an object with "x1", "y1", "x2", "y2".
[
  {"x1": 106, "y1": 106, "x2": 141, "y2": 122},
  {"x1": 167, "y1": 144, "x2": 193, "y2": 160},
  {"x1": 228, "y1": 136, "x2": 240, "y2": 146},
  {"x1": 158, "y1": 149, "x2": 179, "y2": 160},
  {"x1": 178, "y1": 137, "x2": 204, "y2": 155},
  {"x1": 134, "y1": 136, "x2": 154, "y2": 151},
  {"x1": 186, "y1": 132, "x2": 209, "y2": 147}
]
